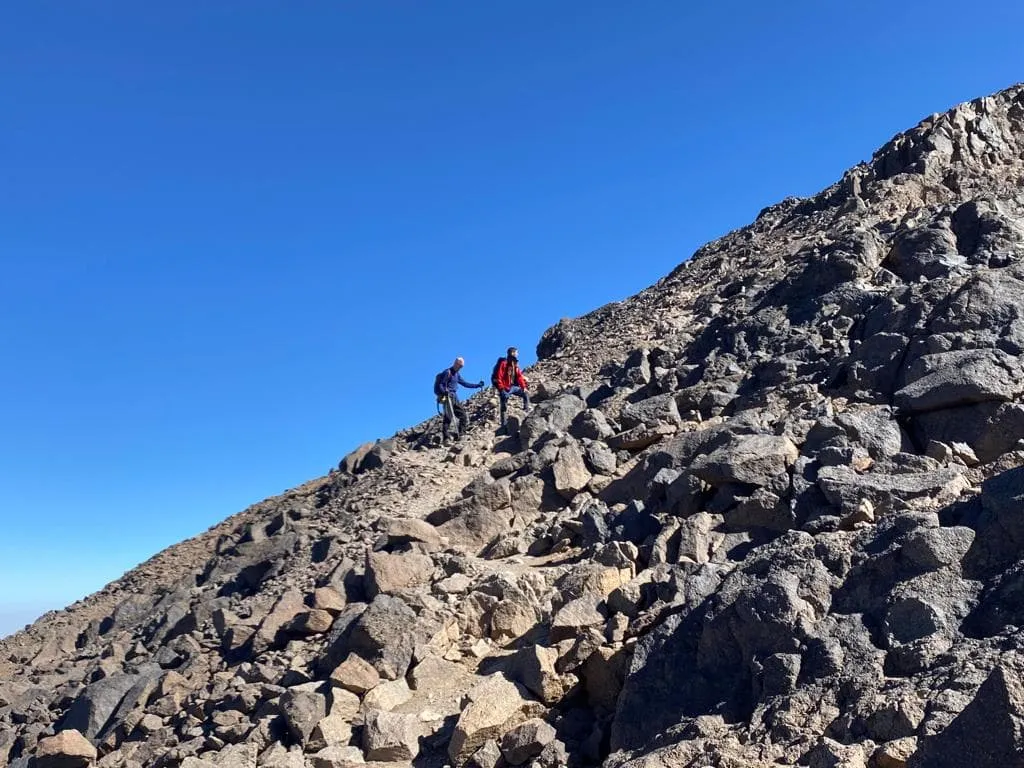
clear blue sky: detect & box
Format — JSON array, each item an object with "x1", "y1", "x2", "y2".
[{"x1": 1, "y1": 1, "x2": 1021, "y2": 637}]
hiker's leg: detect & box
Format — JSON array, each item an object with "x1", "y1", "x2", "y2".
[
  {"x1": 510, "y1": 387, "x2": 530, "y2": 412},
  {"x1": 442, "y1": 399, "x2": 454, "y2": 439},
  {"x1": 454, "y1": 401, "x2": 469, "y2": 435},
  {"x1": 498, "y1": 391, "x2": 509, "y2": 426}
]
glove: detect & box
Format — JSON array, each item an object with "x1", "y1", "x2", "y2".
[{"x1": 478, "y1": 380, "x2": 485, "y2": 387}]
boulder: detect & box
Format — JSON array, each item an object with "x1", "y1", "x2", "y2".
[
  {"x1": 499, "y1": 718, "x2": 557, "y2": 765},
  {"x1": 507, "y1": 645, "x2": 569, "y2": 705},
  {"x1": 550, "y1": 596, "x2": 606, "y2": 642},
  {"x1": 907, "y1": 661, "x2": 1024, "y2": 768},
  {"x1": 312, "y1": 587, "x2": 347, "y2": 615},
  {"x1": 448, "y1": 675, "x2": 543, "y2": 765},
  {"x1": 552, "y1": 443, "x2": 592, "y2": 500},
  {"x1": 365, "y1": 552, "x2": 434, "y2": 597},
  {"x1": 347, "y1": 595, "x2": 418, "y2": 679},
  {"x1": 279, "y1": 685, "x2": 327, "y2": 746},
  {"x1": 330, "y1": 653, "x2": 381, "y2": 694},
  {"x1": 690, "y1": 434, "x2": 798, "y2": 492},
  {"x1": 895, "y1": 348, "x2": 1024, "y2": 413},
  {"x1": 817, "y1": 464, "x2": 968, "y2": 514},
  {"x1": 35, "y1": 730, "x2": 97, "y2": 768},
  {"x1": 383, "y1": 517, "x2": 445, "y2": 552},
  {"x1": 252, "y1": 588, "x2": 306, "y2": 653},
  {"x1": 362, "y1": 709, "x2": 424, "y2": 762}
]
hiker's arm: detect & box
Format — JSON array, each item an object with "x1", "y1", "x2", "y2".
[{"x1": 458, "y1": 375, "x2": 483, "y2": 389}]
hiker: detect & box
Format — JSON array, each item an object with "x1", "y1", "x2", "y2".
[
  {"x1": 492, "y1": 346, "x2": 530, "y2": 428},
  {"x1": 435, "y1": 357, "x2": 484, "y2": 442}
]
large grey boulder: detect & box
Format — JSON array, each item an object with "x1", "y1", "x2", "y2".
[
  {"x1": 895, "y1": 348, "x2": 1024, "y2": 413},
  {"x1": 908, "y1": 661, "x2": 1024, "y2": 768},
  {"x1": 817, "y1": 464, "x2": 968, "y2": 514},
  {"x1": 689, "y1": 434, "x2": 798, "y2": 492},
  {"x1": 519, "y1": 394, "x2": 585, "y2": 448}
]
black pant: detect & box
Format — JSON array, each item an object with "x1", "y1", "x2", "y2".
[{"x1": 442, "y1": 398, "x2": 468, "y2": 437}]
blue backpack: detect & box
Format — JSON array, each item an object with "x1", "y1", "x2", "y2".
[{"x1": 433, "y1": 369, "x2": 449, "y2": 400}]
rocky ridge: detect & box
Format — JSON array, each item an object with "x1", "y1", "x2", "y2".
[{"x1": 3, "y1": 84, "x2": 1024, "y2": 768}]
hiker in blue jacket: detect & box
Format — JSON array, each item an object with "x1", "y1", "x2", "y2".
[{"x1": 439, "y1": 357, "x2": 484, "y2": 441}]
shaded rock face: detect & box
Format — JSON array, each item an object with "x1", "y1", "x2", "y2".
[{"x1": 5, "y1": 85, "x2": 1024, "y2": 768}]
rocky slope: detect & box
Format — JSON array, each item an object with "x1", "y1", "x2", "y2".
[{"x1": 4, "y1": 83, "x2": 1024, "y2": 768}]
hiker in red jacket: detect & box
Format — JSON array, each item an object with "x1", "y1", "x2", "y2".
[{"x1": 493, "y1": 347, "x2": 530, "y2": 429}]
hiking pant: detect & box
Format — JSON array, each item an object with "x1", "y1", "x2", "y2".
[
  {"x1": 499, "y1": 387, "x2": 530, "y2": 425},
  {"x1": 442, "y1": 398, "x2": 469, "y2": 438}
]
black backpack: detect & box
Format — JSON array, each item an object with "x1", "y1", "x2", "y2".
[{"x1": 491, "y1": 357, "x2": 505, "y2": 388}]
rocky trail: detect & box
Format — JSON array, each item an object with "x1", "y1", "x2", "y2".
[{"x1": 5, "y1": 84, "x2": 1024, "y2": 768}]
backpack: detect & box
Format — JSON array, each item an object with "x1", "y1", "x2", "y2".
[
  {"x1": 491, "y1": 357, "x2": 505, "y2": 388},
  {"x1": 433, "y1": 369, "x2": 449, "y2": 399}
]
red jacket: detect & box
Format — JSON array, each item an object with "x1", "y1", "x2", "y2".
[{"x1": 495, "y1": 358, "x2": 528, "y2": 391}]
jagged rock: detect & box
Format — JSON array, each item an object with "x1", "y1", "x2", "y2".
[
  {"x1": 467, "y1": 740, "x2": 503, "y2": 768},
  {"x1": 347, "y1": 596, "x2": 418, "y2": 679},
  {"x1": 519, "y1": 394, "x2": 586, "y2": 449},
  {"x1": 290, "y1": 609, "x2": 335, "y2": 635},
  {"x1": 330, "y1": 653, "x2": 381, "y2": 694},
  {"x1": 552, "y1": 443, "x2": 592, "y2": 500},
  {"x1": 817, "y1": 464, "x2": 968, "y2": 515},
  {"x1": 57, "y1": 665, "x2": 160, "y2": 740},
  {"x1": 489, "y1": 598, "x2": 539, "y2": 642},
  {"x1": 500, "y1": 718, "x2": 557, "y2": 765},
  {"x1": 907, "y1": 661, "x2": 1024, "y2": 768},
  {"x1": 362, "y1": 709, "x2": 424, "y2": 762},
  {"x1": 448, "y1": 675, "x2": 544, "y2": 766},
  {"x1": 308, "y1": 745, "x2": 366, "y2": 767},
  {"x1": 35, "y1": 729, "x2": 97, "y2": 768},
  {"x1": 571, "y1": 409, "x2": 614, "y2": 440},
  {"x1": 550, "y1": 596, "x2": 606, "y2": 642},
  {"x1": 312, "y1": 587, "x2": 347, "y2": 615},
  {"x1": 279, "y1": 684, "x2": 327, "y2": 745},
  {"x1": 619, "y1": 394, "x2": 681, "y2": 430},
  {"x1": 901, "y1": 527, "x2": 974, "y2": 570},
  {"x1": 507, "y1": 645, "x2": 569, "y2": 705},
  {"x1": 252, "y1": 588, "x2": 306, "y2": 653}
]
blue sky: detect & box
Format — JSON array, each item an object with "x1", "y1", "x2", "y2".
[{"x1": 1, "y1": 1, "x2": 1022, "y2": 637}]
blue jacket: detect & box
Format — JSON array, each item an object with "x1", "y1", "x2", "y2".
[{"x1": 441, "y1": 367, "x2": 482, "y2": 401}]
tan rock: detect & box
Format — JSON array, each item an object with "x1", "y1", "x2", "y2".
[
  {"x1": 874, "y1": 737, "x2": 917, "y2": 768},
  {"x1": 252, "y1": 588, "x2": 306, "y2": 653},
  {"x1": 489, "y1": 599, "x2": 538, "y2": 642},
  {"x1": 363, "y1": 709, "x2": 424, "y2": 762},
  {"x1": 36, "y1": 729, "x2": 97, "y2": 768},
  {"x1": 550, "y1": 595, "x2": 606, "y2": 642},
  {"x1": 291, "y1": 609, "x2": 335, "y2": 635},
  {"x1": 328, "y1": 687, "x2": 361, "y2": 722},
  {"x1": 331, "y1": 653, "x2": 381, "y2": 695},
  {"x1": 362, "y1": 678, "x2": 413, "y2": 712},
  {"x1": 552, "y1": 444, "x2": 591, "y2": 499},
  {"x1": 308, "y1": 745, "x2": 367, "y2": 767},
  {"x1": 448, "y1": 675, "x2": 544, "y2": 765},
  {"x1": 385, "y1": 518, "x2": 446, "y2": 551},
  {"x1": 508, "y1": 645, "x2": 570, "y2": 705},
  {"x1": 313, "y1": 587, "x2": 347, "y2": 615},
  {"x1": 308, "y1": 713, "x2": 354, "y2": 752},
  {"x1": 366, "y1": 552, "x2": 434, "y2": 597}
]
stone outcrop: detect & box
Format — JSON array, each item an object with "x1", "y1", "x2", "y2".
[{"x1": 4, "y1": 83, "x2": 1024, "y2": 768}]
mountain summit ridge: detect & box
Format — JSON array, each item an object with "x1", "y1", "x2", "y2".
[{"x1": 4, "y1": 83, "x2": 1024, "y2": 768}]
